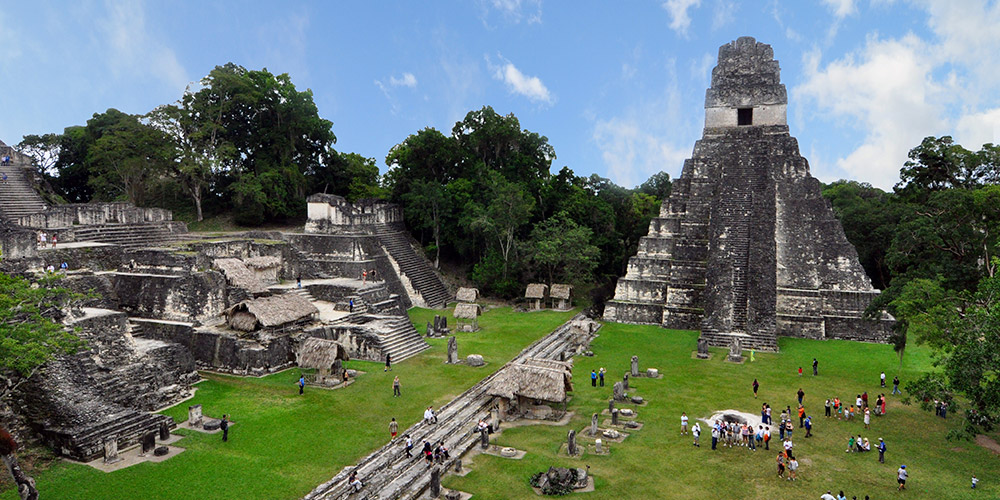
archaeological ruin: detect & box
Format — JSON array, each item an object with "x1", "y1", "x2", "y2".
[
  {"x1": 604, "y1": 37, "x2": 894, "y2": 351},
  {"x1": 0, "y1": 144, "x2": 452, "y2": 466}
]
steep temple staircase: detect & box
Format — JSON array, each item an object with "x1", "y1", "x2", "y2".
[{"x1": 0, "y1": 141, "x2": 47, "y2": 221}]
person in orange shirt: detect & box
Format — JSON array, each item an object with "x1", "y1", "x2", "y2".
[{"x1": 797, "y1": 405, "x2": 805, "y2": 427}]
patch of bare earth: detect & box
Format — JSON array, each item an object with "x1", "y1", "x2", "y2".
[{"x1": 975, "y1": 434, "x2": 1000, "y2": 455}]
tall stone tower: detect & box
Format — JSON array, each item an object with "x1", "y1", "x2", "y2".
[{"x1": 603, "y1": 37, "x2": 892, "y2": 350}]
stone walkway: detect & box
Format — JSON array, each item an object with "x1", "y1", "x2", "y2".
[{"x1": 302, "y1": 313, "x2": 598, "y2": 500}]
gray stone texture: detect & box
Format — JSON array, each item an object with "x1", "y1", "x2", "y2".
[{"x1": 604, "y1": 36, "x2": 893, "y2": 350}]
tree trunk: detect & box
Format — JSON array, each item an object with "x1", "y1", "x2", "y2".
[
  {"x1": 2, "y1": 453, "x2": 39, "y2": 500},
  {"x1": 194, "y1": 187, "x2": 204, "y2": 222}
]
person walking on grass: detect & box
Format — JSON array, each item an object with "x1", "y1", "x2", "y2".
[
  {"x1": 681, "y1": 412, "x2": 688, "y2": 435},
  {"x1": 881, "y1": 371, "x2": 886, "y2": 387},
  {"x1": 220, "y1": 414, "x2": 229, "y2": 442},
  {"x1": 804, "y1": 416, "x2": 812, "y2": 438},
  {"x1": 798, "y1": 366, "x2": 803, "y2": 377},
  {"x1": 798, "y1": 404, "x2": 805, "y2": 427},
  {"x1": 877, "y1": 438, "x2": 886, "y2": 463},
  {"x1": 750, "y1": 348, "x2": 755, "y2": 362},
  {"x1": 591, "y1": 370, "x2": 597, "y2": 387},
  {"x1": 897, "y1": 465, "x2": 908, "y2": 490},
  {"x1": 892, "y1": 375, "x2": 901, "y2": 395},
  {"x1": 711, "y1": 423, "x2": 719, "y2": 450},
  {"x1": 297, "y1": 375, "x2": 305, "y2": 395},
  {"x1": 753, "y1": 378, "x2": 759, "y2": 398},
  {"x1": 764, "y1": 426, "x2": 770, "y2": 450},
  {"x1": 825, "y1": 398, "x2": 832, "y2": 417},
  {"x1": 864, "y1": 407, "x2": 871, "y2": 429},
  {"x1": 599, "y1": 367, "x2": 605, "y2": 386},
  {"x1": 787, "y1": 454, "x2": 798, "y2": 481},
  {"x1": 797, "y1": 388, "x2": 805, "y2": 405},
  {"x1": 393, "y1": 376, "x2": 401, "y2": 397},
  {"x1": 389, "y1": 418, "x2": 398, "y2": 440},
  {"x1": 813, "y1": 357, "x2": 818, "y2": 376},
  {"x1": 972, "y1": 474, "x2": 978, "y2": 489},
  {"x1": 384, "y1": 353, "x2": 392, "y2": 372},
  {"x1": 692, "y1": 422, "x2": 701, "y2": 447},
  {"x1": 776, "y1": 452, "x2": 785, "y2": 478}
]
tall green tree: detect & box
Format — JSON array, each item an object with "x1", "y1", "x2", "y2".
[
  {"x1": 471, "y1": 171, "x2": 535, "y2": 279},
  {"x1": 87, "y1": 113, "x2": 174, "y2": 205},
  {"x1": 526, "y1": 211, "x2": 600, "y2": 286}
]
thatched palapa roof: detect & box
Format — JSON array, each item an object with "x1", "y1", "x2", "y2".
[
  {"x1": 296, "y1": 337, "x2": 349, "y2": 370},
  {"x1": 525, "y1": 283, "x2": 548, "y2": 299},
  {"x1": 214, "y1": 258, "x2": 267, "y2": 294},
  {"x1": 244, "y1": 256, "x2": 281, "y2": 269},
  {"x1": 456, "y1": 287, "x2": 479, "y2": 303},
  {"x1": 488, "y1": 357, "x2": 573, "y2": 403},
  {"x1": 453, "y1": 302, "x2": 482, "y2": 319},
  {"x1": 550, "y1": 284, "x2": 573, "y2": 300},
  {"x1": 225, "y1": 293, "x2": 319, "y2": 331}
]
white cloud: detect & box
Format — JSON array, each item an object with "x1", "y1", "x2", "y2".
[
  {"x1": 822, "y1": 0, "x2": 857, "y2": 19},
  {"x1": 98, "y1": 0, "x2": 187, "y2": 91},
  {"x1": 795, "y1": 35, "x2": 944, "y2": 189},
  {"x1": 481, "y1": 0, "x2": 542, "y2": 26},
  {"x1": 662, "y1": 0, "x2": 701, "y2": 37},
  {"x1": 711, "y1": 0, "x2": 737, "y2": 31},
  {"x1": 390, "y1": 73, "x2": 418, "y2": 88},
  {"x1": 489, "y1": 56, "x2": 553, "y2": 104},
  {"x1": 956, "y1": 108, "x2": 1000, "y2": 148},
  {"x1": 592, "y1": 59, "x2": 693, "y2": 188}
]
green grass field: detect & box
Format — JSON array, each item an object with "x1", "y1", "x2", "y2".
[
  {"x1": 5, "y1": 310, "x2": 997, "y2": 499},
  {"x1": 1, "y1": 307, "x2": 575, "y2": 500},
  {"x1": 445, "y1": 322, "x2": 999, "y2": 499}
]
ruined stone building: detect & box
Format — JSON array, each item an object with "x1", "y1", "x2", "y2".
[{"x1": 604, "y1": 37, "x2": 893, "y2": 350}]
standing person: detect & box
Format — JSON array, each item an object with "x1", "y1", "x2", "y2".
[
  {"x1": 787, "y1": 454, "x2": 798, "y2": 481},
  {"x1": 404, "y1": 435, "x2": 413, "y2": 457},
  {"x1": 423, "y1": 441, "x2": 433, "y2": 465},
  {"x1": 798, "y1": 405, "x2": 805, "y2": 427},
  {"x1": 297, "y1": 375, "x2": 305, "y2": 395},
  {"x1": 881, "y1": 371, "x2": 886, "y2": 387},
  {"x1": 972, "y1": 474, "x2": 978, "y2": 489},
  {"x1": 389, "y1": 418, "x2": 398, "y2": 440},
  {"x1": 591, "y1": 370, "x2": 597, "y2": 387},
  {"x1": 385, "y1": 353, "x2": 392, "y2": 372},
  {"x1": 349, "y1": 298, "x2": 354, "y2": 313},
  {"x1": 753, "y1": 378, "x2": 759, "y2": 398},
  {"x1": 763, "y1": 426, "x2": 770, "y2": 450},
  {"x1": 892, "y1": 375, "x2": 901, "y2": 395},
  {"x1": 362, "y1": 270, "x2": 367, "y2": 284},
  {"x1": 681, "y1": 412, "x2": 688, "y2": 435},
  {"x1": 825, "y1": 398, "x2": 832, "y2": 417},
  {"x1": 897, "y1": 465, "x2": 908, "y2": 490},
  {"x1": 750, "y1": 348, "x2": 755, "y2": 362},
  {"x1": 864, "y1": 407, "x2": 871, "y2": 429},
  {"x1": 765, "y1": 405, "x2": 771, "y2": 425},
  {"x1": 804, "y1": 416, "x2": 812, "y2": 437},
  {"x1": 51, "y1": 233, "x2": 57, "y2": 248},
  {"x1": 296, "y1": 274, "x2": 302, "y2": 288},
  {"x1": 813, "y1": 358, "x2": 819, "y2": 376},
  {"x1": 692, "y1": 422, "x2": 701, "y2": 447},
  {"x1": 877, "y1": 438, "x2": 886, "y2": 463},
  {"x1": 776, "y1": 452, "x2": 785, "y2": 478},
  {"x1": 711, "y1": 423, "x2": 719, "y2": 450},
  {"x1": 862, "y1": 391, "x2": 869, "y2": 408},
  {"x1": 393, "y1": 376, "x2": 401, "y2": 397},
  {"x1": 599, "y1": 367, "x2": 605, "y2": 387},
  {"x1": 220, "y1": 414, "x2": 229, "y2": 442},
  {"x1": 797, "y1": 388, "x2": 805, "y2": 405},
  {"x1": 798, "y1": 366, "x2": 803, "y2": 377},
  {"x1": 880, "y1": 396, "x2": 886, "y2": 416}
]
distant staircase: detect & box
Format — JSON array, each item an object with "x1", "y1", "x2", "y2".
[
  {"x1": 372, "y1": 227, "x2": 451, "y2": 308},
  {"x1": 72, "y1": 223, "x2": 187, "y2": 249},
  {"x1": 0, "y1": 155, "x2": 47, "y2": 221}
]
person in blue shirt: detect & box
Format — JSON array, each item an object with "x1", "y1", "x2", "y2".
[
  {"x1": 804, "y1": 416, "x2": 813, "y2": 437},
  {"x1": 591, "y1": 370, "x2": 597, "y2": 387},
  {"x1": 297, "y1": 375, "x2": 305, "y2": 395},
  {"x1": 878, "y1": 438, "x2": 887, "y2": 463}
]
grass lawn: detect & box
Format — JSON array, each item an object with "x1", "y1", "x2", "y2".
[
  {"x1": 2, "y1": 306, "x2": 577, "y2": 500},
  {"x1": 444, "y1": 322, "x2": 1000, "y2": 499}
]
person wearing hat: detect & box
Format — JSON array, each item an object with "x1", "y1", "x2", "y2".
[
  {"x1": 877, "y1": 438, "x2": 886, "y2": 463},
  {"x1": 897, "y1": 464, "x2": 908, "y2": 490}
]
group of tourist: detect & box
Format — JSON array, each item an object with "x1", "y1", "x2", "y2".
[
  {"x1": 36, "y1": 231, "x2": 57, "y2": 248},
  {"x1": 361, "y1": 268, "x2": 378, "y2": 284},
  {"x1": 589, "y1": 367, "x2": 606, "y2": 387},
  {"x1": 1, "y1": 154, "x2": 11, "y2": 166}
]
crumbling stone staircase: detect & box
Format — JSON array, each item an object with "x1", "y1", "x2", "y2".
[
  {"x1": 373, "y1": 227, "x2": 452, "y2": 308},
  {"x1": 72, "y1": 223, "x2": 188, "y2": 249}
]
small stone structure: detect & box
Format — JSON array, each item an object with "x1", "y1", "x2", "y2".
[
  {"x1": 531, "y1": 467, "x2": 589, "y2": 495},
  {"x1": 103, "y1": 438, "x2": 121, "y2": 464},
  {"x1": 447, "y1": 336, "x2": 458, "y2": 364},
  {"x1": 426, "y1": 315, "x2": 449, "y2": 337},
  {"x1": 453, "y1": 302, "x2": 482, "y2": 332},
  {"x1": 696, "y1": 338, "x2": 710, "y2": 359},
  {"x1": 590, "y1": 413, "x2": 599, "y2": 436},
  {"x1": 489, "y1": 358, "x2": 572, "y2": 420},
  {"x1": 603, "y1": 36, "x2": 894, "y2": 350},
  {"x1": 595, "y1": 438, "x2": 603, "y2": 453},
  {"x1": 566, "y1": 429, "x2": 578, "y2": 456},
  {"x1": 549, "y1": 284, "x2": 573, "y2": 310},
  {"x1": 631, "y1": 355, "x2": 639, "y2": 376},
  {"x1": 456, "y1": 287, "x2": 479, "y2": 303},
  {"x1": 612, "y1": 381, "x2": 625, "y2": 401},
  {"x1": 525, "y1": 283, "x2": 548, "y2": 310},
  {"x1": 430, "y1": 467, "x2": 442, "y2": 498},
  {"x1": 296, "y1": 337, "x2": 349, "y2": 386},
  {"x1": 188, "y1": 405, "x2": 203, "y2": 427},
  {"x1": 225, "y1": 294, "x2": 319, "y2": 332},
  {"x1": 611, "y1": 409, "x2": 619, "y2": 426},
  {"x1": 466, "y1": 354, "x2": 485, "y2": 367},
  {"x1": 726, "y1": 337, "x2": 744, "y2": 363}
]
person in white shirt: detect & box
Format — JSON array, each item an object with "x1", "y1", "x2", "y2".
[
  {"x1": 820, "y1": 491, "x2": 836, "y2": 500},
  {"x1": 897, "y1": 465, "x2": 908, "y2": 490},
  {"x1": 681, "y1": 413, "x2": 689, "y2": 435},
  {"x1": 692, "y1": 422, "x2": 701, "y2": 447}
]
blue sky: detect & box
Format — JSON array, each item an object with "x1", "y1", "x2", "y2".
[{"x1": 1, "y1": 1, "x2": 998, "y2": 190}]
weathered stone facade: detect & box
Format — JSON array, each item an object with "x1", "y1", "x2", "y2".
[{"x1": 604, "y1": 37, "x2": 893, "y2": 350}]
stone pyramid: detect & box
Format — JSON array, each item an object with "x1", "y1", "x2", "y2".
[{"x1": 603, "y1": 37, "x2": 893, "y2": 351}]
